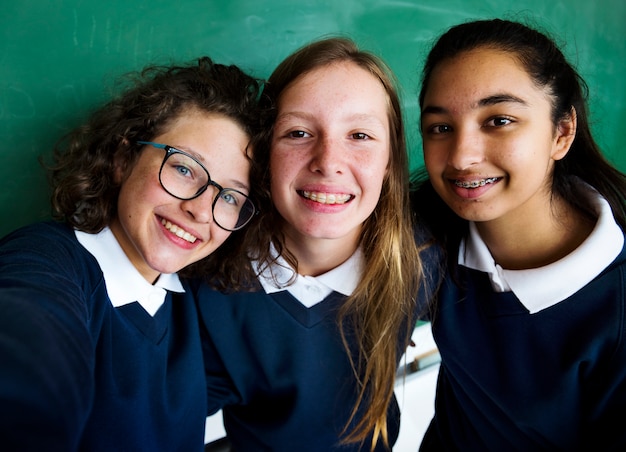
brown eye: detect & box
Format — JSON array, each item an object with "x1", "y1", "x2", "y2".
[
  {"x1": 287, "y1": 130, "x2": 310, "y2": 138},
  {"x1": 429, "y1": 124, "x2": 452, "y2": 134},
  {"x1": 487, "y1": 117, "x2": 513, "y2": 127}
]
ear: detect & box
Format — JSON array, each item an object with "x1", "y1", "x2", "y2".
[
  {"x1": 113, "y1": 157, "x2": 125, "y2": 184},
  {"x1": 551, "y1": 107, "x2": 577, "y2": 161},
  {"x1": 113, "y1": 139, "x2": 133, "y2": 184}
]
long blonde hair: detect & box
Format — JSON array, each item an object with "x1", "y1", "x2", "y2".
[{"x1": 246, "y1": 37, "x2": 423, "y2": 449}]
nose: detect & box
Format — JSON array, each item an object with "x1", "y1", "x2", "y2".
[
  {"x1": 309, "y1": 135, "x2": 345, "y2": 175},
  {"x1": 180, "y1": 186, "x2": 217, "y2": 224},
  {"x1": 446, "y1": 128, "x2": 484, "y2": 170}
]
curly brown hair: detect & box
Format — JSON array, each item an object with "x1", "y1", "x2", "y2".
[{"x1": 48, "y1": 56, "x2": 264, "y2": 282}]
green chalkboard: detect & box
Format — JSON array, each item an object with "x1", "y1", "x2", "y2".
[{"x1": 1, "y1": 0, "x2": 625, "y2": 237}]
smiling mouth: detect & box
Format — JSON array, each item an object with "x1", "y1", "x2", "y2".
[
  {"x1": 300, "y1": 190, "x2": 353, "y2": 205},
  {"x1": 161, "y1": 218, "x2": 197, "y2": 243},
  {"x1": 453, "y1": 177, "x2": 501, "y2": 189}
]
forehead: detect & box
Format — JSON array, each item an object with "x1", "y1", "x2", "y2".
[
  {"x1": 156, "y1": 111, "x2": 251, "y2": 186},
  {"x1": 279, "y1": 61, "x2": 389, "y2": 111},
  {"x1": 423, "y1": 47, "x2": 549, "y2": 107}
]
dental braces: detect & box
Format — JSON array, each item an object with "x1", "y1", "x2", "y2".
[{"x1": 454, "y1": 177, "x2": 499, "y2": 189}]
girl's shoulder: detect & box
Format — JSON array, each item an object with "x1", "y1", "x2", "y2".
[
  {"x1": 0, "y1": 221, "x2": 103, "y2": 288},
  {"x1": 608, "y1": 236, "x2": 626, "y2": 271},
  {"x1": 1, "y1": 221, "x2": 94, "y2": 261},
  {"x1": 2, "y1": 220, "x2": 74, "y2": 242}
]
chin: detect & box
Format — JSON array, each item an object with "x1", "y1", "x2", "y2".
[{"x1": 148, "y1": 258, "x2": 185, "y2": 276}]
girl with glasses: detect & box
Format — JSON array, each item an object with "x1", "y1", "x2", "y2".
[
  {"x1": 412, "y1": 18, "x2": 626, "y2": 450},
  {"x1": 0, "y1": 57, "x2": 262, "y2": 450},
  {"x1": 195, "y1": 37, "x2": 430, "y2": 451}
]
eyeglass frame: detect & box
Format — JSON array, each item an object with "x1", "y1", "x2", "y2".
[{"x1": 137, "y1": 141, "x2": 257, "y2": 231}]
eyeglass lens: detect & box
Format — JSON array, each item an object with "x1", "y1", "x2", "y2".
[{"x1": 160, "y1": 150, "x2": 255, "y2": 231}]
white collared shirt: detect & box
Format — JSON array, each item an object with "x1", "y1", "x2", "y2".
[
  {"x1": 75, "y1": 227, "x2": 184, "y2": 316},
  {"x1": 459, "y1": 186, "x2": 623, "y2": 314},
  {"x1": 253, "y1": 245, "x2": 363, "y2": 308}
]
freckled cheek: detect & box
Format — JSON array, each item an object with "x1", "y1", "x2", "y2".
[
  {"x1": 271, "y1": 152, "x2": 308, "y2": 188},
  {"x1": 270, "y1": 148, "x2": 297, "y2": 172},
  {"x1": 269, "y1": 171, "x2": 297, "y2": 209},
  {"x1": 122, "y1": 166, "x2": 161, "y2": 195},
  {"x1": 355, "y1": 165, "x2": 388, "y2": 198},
  {"x1": 148, "y1": 169, "x2": 174, "y2": 198}
]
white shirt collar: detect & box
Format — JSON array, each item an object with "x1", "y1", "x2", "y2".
[
  {"x1": 75, "y1": 227, "x2": 184, "y2": 316},
  {"x1": 253, "y1": 244, "x2": 363, "y2": 308},
  {"x1": 459, "y1": 187, "x2": 623, "y2": 314}
]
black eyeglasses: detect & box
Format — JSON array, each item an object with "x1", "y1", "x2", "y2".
[{"x1": 138, "y1": 141, "x2": 257, "y2": 231}]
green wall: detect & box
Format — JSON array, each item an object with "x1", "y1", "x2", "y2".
[{"x1": 1, "y1": 0, "x2": 625, "y2": 237}]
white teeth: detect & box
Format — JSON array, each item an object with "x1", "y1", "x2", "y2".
[
  {"x1": 454, "y1": 177, "x2": 499, "y2": 189},
  {"x1": 162, "y1": 219, "x2": 197, "y2": 243},
  {"x1": 302, "y1": 191, "x2": 352, "y2": 205}
]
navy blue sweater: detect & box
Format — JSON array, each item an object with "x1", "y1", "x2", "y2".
[
  {"x1": 421, "y1": 243, "x2": 626, "y2": 451},
  {"x1": 195, "y1": 284, "x2": 407, "y2": 451},
  {"x1": 0, "y1": 222, "x2": 207, "y2": 451}
]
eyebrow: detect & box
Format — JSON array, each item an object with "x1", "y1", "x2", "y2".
[
  {"x1": 214, "y1": 166, "x2": 250, "y2": 192},
  {"x1": 274, "y1": 111, "x2": 312, "y2": 125},
  {"x1": 479, "y1": 94, "x2": 527, "y2": 107},
  {"x1": 421, "y1": 93, "x2": 528, "y2": 115},
  {"x1": 175, "y1": 145, "x2": 250, "y2": 191},
  {"x1": 170, "y1": 144, "x2": 206, "y2": 163},
  {"x1": 222, "y1": 178, "x2": 250, "y2": 192},
  {"x1": 275, "y1": 111, "x2": 386, "y2": 130}
]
